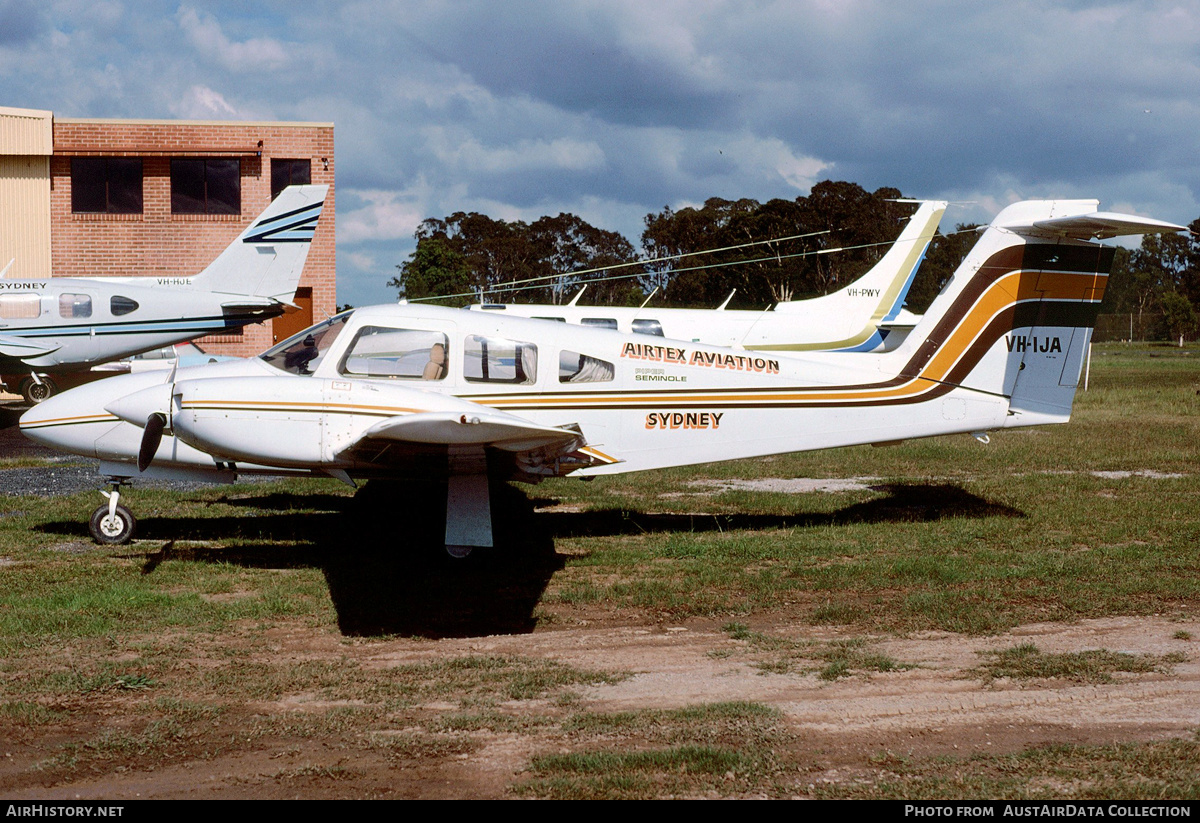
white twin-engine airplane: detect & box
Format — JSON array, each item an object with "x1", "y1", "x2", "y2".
[
  {"x1": 471, "y1": 200, "x2": 948, "y2": 352},
  {"x1": 20, "y1": 199, "x2": 1185, "y2": 552},
  {"x1": 0, "y1": 185, "x2": 327, "y2": 403}
]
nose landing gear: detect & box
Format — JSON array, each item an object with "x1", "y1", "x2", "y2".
[{"x1": 89, "y1": 485, "x2": 137, "y2": 544}]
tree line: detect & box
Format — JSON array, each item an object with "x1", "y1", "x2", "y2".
[{"x1": 391, "y1": 180, "x2": 1200, "y2": 339}]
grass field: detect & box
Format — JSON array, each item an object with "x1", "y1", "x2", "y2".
[{"x1": 1, "y1": 342, "x2": 1199, "y2": 799}]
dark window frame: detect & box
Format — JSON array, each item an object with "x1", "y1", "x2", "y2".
[
  {"x1": 70, "y1": 157, "x2": 144, "y2": 214},
  {"x1": 170, "y1": 158, "x2": 241, "y2": 215},
  {"x1": 271, "y1": 158, "x2": 312, "y2": 199}
]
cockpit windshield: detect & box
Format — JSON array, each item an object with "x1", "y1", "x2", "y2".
[{"x1": 259, "y1": 311, "x2": 353, "y2": 375}]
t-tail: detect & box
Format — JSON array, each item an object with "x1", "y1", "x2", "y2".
[
  {"x1": 885, "y1": 199, "x2": 1185, "y2": 427},
  {"x1": 188, "y1": 184, "x2": 328, "y2": 304},
  {"x1": 765, "y1": 199, "x2": 947, "y2": 351}
]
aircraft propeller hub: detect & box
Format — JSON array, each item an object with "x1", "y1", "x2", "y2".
[{"x1": 104, "y1": 383, "x2": 174, "y2": 428}]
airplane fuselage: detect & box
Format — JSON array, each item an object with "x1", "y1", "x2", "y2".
[
  {"x1": 469, "y1": 300, "x2": 921, "y2": 352},
  {"x1": 0, "y1": 278, "x2": 281, "y2": 372},
  {"x1": 21, "y1": 292, "x2": 1073, "y2": 485}
]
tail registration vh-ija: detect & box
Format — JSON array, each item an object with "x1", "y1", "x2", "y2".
[{"x1": 19, "y1": 199, "x2": 1185, "y2": 550}]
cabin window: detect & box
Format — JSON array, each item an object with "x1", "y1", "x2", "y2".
[
  {"x1": 171, "y1": 158, "x2": 241, "y2": 214},
  {"x1": 259, "y1": 312, "x2": 352, "y2": 375},
  {"x1": 463, "y1": 335, "x2": 537, "y2": 384},
  {"x1": 271, "y1": 159, "x2": 312, "y2": 200},
  {"x1": 110, "y1": 296, "x2": 139, "y2": 316},
  {"x1": 339, "y1": 327, "x2": 450, "y2": 380},
  {"x1": 631, "y1": 318, "x2": 664, "y2": 336},
  {"x1": 581, "y1": 317, "x2": 617, "y2": 330},
  {"x1": 532, "y1": 316, "x2": 566, "y2": 322},
  {"x1": 559, "y1": 351, "x2": 614, "y2": 383},
  {"x1": 71, "y1": 158, "x2": 143, "y2": 214},
  {"x1": 58, "y1": 293, "x2": 92, "y2": 319},
  {"x1": 0, "y1": 294, "x2": 40, "y2": 319}
]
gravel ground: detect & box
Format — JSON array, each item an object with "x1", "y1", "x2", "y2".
[{"x1": 0, "y1": 401, "x2": 237, "y2": 497}]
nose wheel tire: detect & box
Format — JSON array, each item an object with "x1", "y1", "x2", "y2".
[{"x1": 89, "y1": 503, "x2": 136, "y2": 545}]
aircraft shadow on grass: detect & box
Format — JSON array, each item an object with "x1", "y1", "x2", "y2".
[{"x1": 35, "y1": 481, "x2": 1021, "y2": 639}]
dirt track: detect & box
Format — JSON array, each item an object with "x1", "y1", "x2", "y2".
[{"x1": 2, "y1": 612, "x2": 1195, "y2": 799}]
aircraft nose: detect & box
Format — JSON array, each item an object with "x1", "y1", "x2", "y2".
[
  {"x1": 19, "y1": 390, "x2": 71, "y2": 436},
  {"x1": 104, "y1": 383, "x2": 175, "y2": 428},
  {"x1": 18, "y1": 388, "x2": 99, "y2": 453}
]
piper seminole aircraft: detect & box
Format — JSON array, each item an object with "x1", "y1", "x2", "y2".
[
  {"x1": 0, "y1": 185, "x2": 327, "y2": 403},
  {"x1": 470, "y1": 199, "x2": 947, "y2": 352},
  {"x1": 20, "y1": 199, "x2": 1184, "y2": 550}
]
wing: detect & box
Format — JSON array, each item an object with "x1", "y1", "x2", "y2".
[
  {"x1": 337, "y1": 403, "x2": 621, "y2": 478},
  {"x1": 0, "y1": 334, "x2": 59, "y2": 360}
]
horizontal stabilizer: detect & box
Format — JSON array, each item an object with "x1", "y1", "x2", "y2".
[
  {"x1": 359, "y1": 410, "x2": 584, "y2": 452},
  {"x1": 1023, "y1": 212, "x2": 1186, "y2": 239}
]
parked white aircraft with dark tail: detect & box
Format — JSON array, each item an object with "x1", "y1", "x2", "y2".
[
  {"x1": 19, "y1": 199, "x2": 1184, "y2": 552},
  {"x1": 469, "y1": 199, "x2": 947, "y2": 352},
  {"x1": 0, "y1": 185, "x2": 327, "y2": 403}
]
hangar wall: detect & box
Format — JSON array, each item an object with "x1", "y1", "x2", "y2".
[{"x1": 0, "y1": 106, "x2": 336, "y2": 358}]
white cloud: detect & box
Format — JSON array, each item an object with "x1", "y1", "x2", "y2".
[
  {"x1": 176, "y1": 6, "x2": 288, "y2": 72},
  {"x1": 424, "y1": 130, "x2": 605, "y2": 174},
  {"x1": 338, "y1": 188, "x2": 428, "y2": 244},
  {"x1": 725, "y1": 135, "x2": 830, "y2": 193},
  {"x1": 169, "y1": 85, "x2": 237, "y2": 119},
  {"x1": 6, "y1": 0, "x2": 1199, "y2": 308}
]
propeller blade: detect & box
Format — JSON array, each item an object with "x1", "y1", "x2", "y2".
[{"x1": 138, "y1": 413, "x2": 167, "y2": 472}]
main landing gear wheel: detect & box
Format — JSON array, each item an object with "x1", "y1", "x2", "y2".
[{"x1": 18, "y1": 376, "x2": 57, "y2": 405}]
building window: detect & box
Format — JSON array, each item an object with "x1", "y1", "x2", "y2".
[
  {"x1": 271, "y1": 159, "x2": 311, "y2": 199},
  {"x1": 171, "y1": 158, "x2": 241, "y2": 214},
  {"x1": 71, "y1": 158, "x2": 143, "y2": 214}
]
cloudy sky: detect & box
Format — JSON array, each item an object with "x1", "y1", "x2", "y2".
[{"x1": 3, "y1": 0, "x2": 1198, "y2": 306}]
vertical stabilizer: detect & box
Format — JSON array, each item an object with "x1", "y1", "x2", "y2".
[
  {"x1": 885, "y1": 200, "x2": 1183, "y2": 426},
  {"x1": 767, "y1": 200, "x2": 947, "y2": 351},
  {"x1": 190, "y1": 184, "x2": 328, "y2": 303}
]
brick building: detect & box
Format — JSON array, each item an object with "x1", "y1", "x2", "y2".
[{"x1": 0, "y1": 106, "x2": 335, "y2": 357}]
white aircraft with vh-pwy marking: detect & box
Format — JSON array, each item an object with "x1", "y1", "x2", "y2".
[
  {"x1": 471, "y1": 199, "x2": 947, "y2": 352},
  {"x1": 0, "y1": 185, "x2": 327, "y2": 403},
  {"x1": 20, "y1": 199, "x2": 1184, "y2": 551}
]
